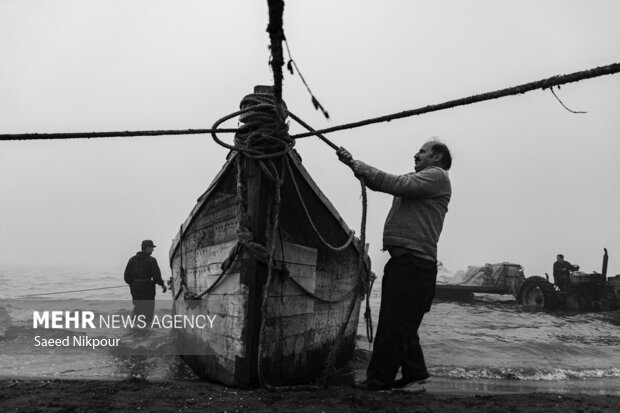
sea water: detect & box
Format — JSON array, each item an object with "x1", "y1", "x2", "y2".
[{"x1": 1, "y1": 265, "x2": 619, "y2": 394}]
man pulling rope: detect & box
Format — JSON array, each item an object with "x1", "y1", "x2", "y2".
[{"x1": 337, "y1": 139, "x2": 452, "y2": 393}]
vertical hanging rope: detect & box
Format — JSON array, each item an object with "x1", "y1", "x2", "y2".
[{"x1": 256, "y1": 159, "x2": 284, "y2": 389}]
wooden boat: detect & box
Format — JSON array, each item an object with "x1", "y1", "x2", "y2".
[{"x1": 168, "y1": 88, "x2": 369, "y2": 386}]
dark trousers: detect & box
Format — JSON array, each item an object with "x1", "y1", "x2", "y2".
[
  {"x1": 130, "y1": 281, "x2": 156, "y2": 324},
  {"x1": 367, "y1": 254, "x2": 437, "y2": 386}
]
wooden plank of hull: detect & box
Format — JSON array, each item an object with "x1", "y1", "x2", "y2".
[
  {"x1": 260, "y1": 331, "x2": 357, "y2": 385},
  {"x1": 169, "y1": 159, "x2": 252, "y2": 385},
  {"x1": 261, "y1": 298, "x2": 361, "y2": 352}
]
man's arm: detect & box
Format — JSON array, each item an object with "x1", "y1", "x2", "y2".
[
  {"x1": 151, "y1": 259, "x2": 167, "y2": 293},
  {"x1": 337, "y1": 147, "x2": 446, "y2": 198}
]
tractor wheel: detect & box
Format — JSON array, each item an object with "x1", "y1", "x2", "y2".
[{"x1": 517, "y1": 276, "x2": 558, "y2": 309}]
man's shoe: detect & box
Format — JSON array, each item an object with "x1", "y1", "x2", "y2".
[
  {"x1": 393, "y1": 376, "x2": 430, "y2": 388},
  {"x1": 353, "y1": 380, "x2": 391, "y2": 392},
  {"x1": 392, "y1": 381, "x2": 426, "y2": 394}
]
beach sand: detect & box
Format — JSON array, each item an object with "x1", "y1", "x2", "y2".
[{"x1": 2, "y1": 378, "x2": 620, "y2": 412}]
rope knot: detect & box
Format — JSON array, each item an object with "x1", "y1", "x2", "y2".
[
  {"x1": 235, "y1": 92, "x2": 292, "y2": 158},
  {"x1": 183, "y1": 291, "x2": 201, "y2": 308}
]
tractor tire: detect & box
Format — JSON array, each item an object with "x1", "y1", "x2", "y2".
[{"x1": 517, "y1": 276, "x2": 558, "y2": 310}]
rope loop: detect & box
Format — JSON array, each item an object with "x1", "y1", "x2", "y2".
[{"x1": 211, "y1": 93, "x2": 294, "y2": 160}]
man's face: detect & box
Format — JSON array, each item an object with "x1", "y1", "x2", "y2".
[
  {"x1": 414, "y1": 142, "x2": 440, "y2": 172},
  {"x1": 557, "y1": 255, "x2": 564, "y2": 262},
  {"x1": 145, "y1": 246, "x2": 155, "y2": 255}
]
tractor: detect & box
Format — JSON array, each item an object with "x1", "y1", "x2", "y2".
[{"x1": 517, "y1": 249, "x2": 620, "y2": 311}]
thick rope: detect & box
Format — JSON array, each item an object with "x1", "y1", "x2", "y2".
[
  {"x1": 4, "y1": 63, "x2": 618, "y2": 142},
  {"x1": 257, "y1": 160, "x2": 283, "y2": 389},
  {"x1": 211, "y1": 94, "x2": 294, "y2": 160},
  {"x1": 0, "y1": 128, "x2": 237, "y2": 141},
  {"x1": 211, "y1": 95, "x2": 288, "y2": 387},
  {"x1": 293, "y1": 62, "x2": 620, "y2": 139},
  {"x1": 288, "y1": 112, "x2": 338, "y2": 150},
  {"x1": 184, "y1": 243, "x2": 241, "y2": 302}
]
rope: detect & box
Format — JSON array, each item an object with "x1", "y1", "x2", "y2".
[
  {"x1": 16, "y1": 285, "x2": 126, "y2": 297},
  {"x1": 292, "y1": 62, "x2": 620, "y2": 139},
  {"x1": 550, "y1": 87, "x2": 587, "y2": 114},
  {"x1": 0, "y1": 128, "x2": 237, "y2": 141},
  {"x1": 194, "y1": 246, "x2": 240, "y2": 300},
  {"x1": 322, "y1": 178, "x2": 369, "y2": 388},
  {"x1": 177, "y1": 216, "x2": 245, "y2": 301},
  {"x1": 257, "y1": 160, "x2": 284, "y2": 389},
  {"x1": 288, "y1": 112, "x2": 338, "y2": 150},
  {"x1": 211, "y1": 94, "x2": 293, "y2": 160},
  {"x1": 210, "y1": 96, "x2": 288, "y2": 387},
  {"x1": 3, "y1": 63, "x2": 618, "y2": 143},
  {"x1": 285, "y1": 273, "x2": 358, "y2": 304},
  {"x1": 284, "y1": 156, "x2": 355, "y2": 252},
  {"x1": 284, "y1": 38, "x2": 329, "y2": 119}
]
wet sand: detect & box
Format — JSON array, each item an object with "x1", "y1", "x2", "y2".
[
  {"x1": 3, "y1": 349, "x2": 620, "y2": 412},
  {"x1": 2, "y1": 378, "x2": 620, "y2": 412}
]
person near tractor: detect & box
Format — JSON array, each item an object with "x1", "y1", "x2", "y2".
[
  {"x1": 337, "y1": 140, "x2": 452, "y2": 393},
  {"x1": 124, "y1": 240, "x2": 167, "y2": 324},
  {"x1": 553, "y1": 254, "x2": 579, "y2": 288}
]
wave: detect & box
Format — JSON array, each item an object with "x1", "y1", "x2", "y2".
[{"x1": 431, "y1": 365, "x2": 620, "y2": 380}]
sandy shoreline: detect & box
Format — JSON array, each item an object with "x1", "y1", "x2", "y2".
[{"x1": 2, "y1": 378, "x2": 620, "y2": 412}]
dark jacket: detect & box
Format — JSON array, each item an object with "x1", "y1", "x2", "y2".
[
  {"x1": 553, "y1": 260, "x2": 578, "y2": 278},
  {"x1": 124, "y1": 252, "x2": 164, "y2": 286}
]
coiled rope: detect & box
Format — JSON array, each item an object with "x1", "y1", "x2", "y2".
[{"x1": 210, "y1": 95, "x2": 292, "y2": 160}]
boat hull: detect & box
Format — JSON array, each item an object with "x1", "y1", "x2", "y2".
[{"x1": 169, "y1": 151, "x2": 365, "y2": 386}]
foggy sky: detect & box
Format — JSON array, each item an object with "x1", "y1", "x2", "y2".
[{"x1": 1, "y1": 0, "x2": 619, "y2": 280}]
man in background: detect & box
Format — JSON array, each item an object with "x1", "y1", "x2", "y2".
[
  {"x1": 553, "y1": 254, "x2": 579, "y2": 288},
  {"x1": 124, "y1": 240, "x2": 167, "y2": 324},
  {"x1": 337, "y1": 140, "x2": 452, "y2": 393}
]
